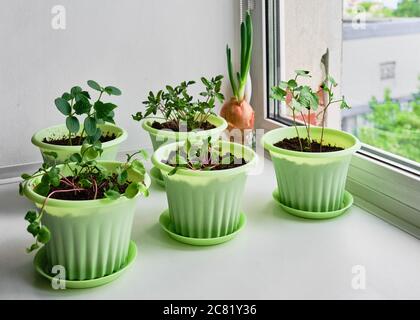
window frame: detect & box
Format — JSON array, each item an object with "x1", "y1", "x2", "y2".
[{"x1": 252, "y1": 0, "x2": 420, "y2": 238}]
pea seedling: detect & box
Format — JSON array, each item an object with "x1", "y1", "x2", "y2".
[
  {"x1": 53, "y1": 80, "x2": 122, "y2": 145},
  {"x1": 270, "y1": 70, "x2": 350, "y2": 152},
  {"x1": 132, "y1": 76, "x2": 224, "y2": 131},
  {"x1": 19, "y1": 145, "x2": 149, "y2": 253}
]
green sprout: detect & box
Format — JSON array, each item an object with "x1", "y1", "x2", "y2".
[
  {"x1": 19, "y1": 145, "x2": 149, "y2": 253},
  {"x1": 54, "y1": 80, "x2": 122, "y2": 146},
  {"x1": 270, "y1": 70, "x2": 350, "y2": 152},
  {"x1": 132, "y1": 76, "x2": 224, "y2": 131},
  {"x1": 226, "y1": 11, "x2": 253, "y2": 102}
]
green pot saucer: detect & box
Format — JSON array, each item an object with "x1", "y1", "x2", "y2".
[
  {"x1": 159, "y1": 210, "x2": 246, "y2": 246},
  {"x1": 150, "y1": 166, "x2": 165, "y2": 188},
  {"x1": 33, "y1": 241, "x2": 137, "y2": 289},
  {"x1": 272, "y1": 188, "x2": 353, "y2": 219}
]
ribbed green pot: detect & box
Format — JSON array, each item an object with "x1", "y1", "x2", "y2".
[
  {"x1": 142, "y1": 114, "x2": 227, "y2": 151},
  {"x1": 31, "y1": 123, "x2": 128, "y2": 165},
  {"x1": 23, "y1": 161, "x2": 150, "y2": 281},
  {"x1": 152, "y1": 141, "x2": 256, "y2": 238},
  {"x1": 262, "y1": 127, "x2": 361, "y2": 212}
]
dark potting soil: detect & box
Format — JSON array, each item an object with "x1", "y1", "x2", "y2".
[
  {"x1": 274, "y1": 137, "x2": 344, "y2": 152},
  {"x1": 164, "y1": 151, "x2": 247, "y2": 171},
  {"x1": 47, "y1": 174, "x2": 130, "y2": 201},
  {"x1": 43, "y1": 133, "x2": 117, "y2": 146},
  {"x1": 151, "y1": 120, "x2": 216, "y2": 132}
]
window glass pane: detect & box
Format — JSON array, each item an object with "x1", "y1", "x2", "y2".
[{"x1": 342, "y1": 0, "x2": 420, "y2": 163}]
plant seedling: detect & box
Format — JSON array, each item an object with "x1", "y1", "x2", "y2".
[
  {"x1": 51, "y1": 80, "x2": 122, "y2": 146},
  {"x1": 226, "y1": 11, "x2": 253, "y2": 102},
  {"x1": 20, "y1": 145, "x2": 149, "y2": 253},
  {"x1": 270, "y1": 70, "x2": 350, "y2": 152},
  {"x1": 164, "y1": 138, "x2": 247, "y2": 176},
  {"x1": 132, "y1": 76, "x2": 224, "y2": 131}
]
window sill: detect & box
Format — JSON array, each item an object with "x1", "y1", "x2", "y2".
[{"x1": 1, "y1": 157, "x2": 419, "y2": 299}]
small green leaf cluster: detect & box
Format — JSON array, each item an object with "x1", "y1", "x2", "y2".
[
  {"x1": 19, "y1": 146, "x2": 149, "y2": 253},
  {"x1": 132, "y1": 76, "x2": 224, "y2": 130},
  {"x1": 54, "y1": 80, "x2": 121, "y2": 145},
  {"x1": 166, "y1": 138, "x2": 234, "y2": 176},
  {"x1": 270, "y1": 70, "x2": 350, "y2": 151}
]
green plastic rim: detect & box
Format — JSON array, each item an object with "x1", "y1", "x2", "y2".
[
  {"x1": 23, "y1": 161, "x2": 151, "y2": 211},
  {"x1": 159, "y1": 210, "x2": 247, "y2": 246},
  {"x1": 33, "y1": 241, "x2": 137, "y2": 289},
  {"x1": 262, "y1": 126, "x2": 361, "y2": 158},
  {"x1": 141, "y1": 114, "x2": 227, "y2": 141},
  {"x1": 273, "y1": 188, "x2": 354, "y2": 219},
  {"x1": 31, "y1": 123, "x2": 128, "y2": 152},
  {"x1": 152, "y1": 140, "x2": 257, "y2": 177}
]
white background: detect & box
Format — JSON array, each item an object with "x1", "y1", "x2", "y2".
[{"x1": 0, "y1": 0, "x2": 239, "y2": 167}]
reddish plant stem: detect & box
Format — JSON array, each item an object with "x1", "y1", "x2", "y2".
[{"x1": 93, "y1": 179, "x2": 98, "y2": 200}]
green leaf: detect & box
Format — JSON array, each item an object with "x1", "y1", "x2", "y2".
[
  {"x1": 201, "y1": 77, "x2": 211, "y2": 87},
  {"x1": 278, "y1": 81, "x2": 289, "y2": 89},
  {"x1": 271, "y1": 87, "x2": 287, "y2": 100},
  {"x1": 137, "y1": 183, "x2": 149, "y2": 197},
  {"x1": 287, "y1": 79, "x2": 298, "y2": 89},
  {"x1": 290, "y1": 98, "x2": 303, "y2": 111},
  {"x1": 168, "y1": 167, "x2": 178, "y2": 176},
  {"x1": 105, "y1": 190, "x2": 120, "y2": 200},
  {"x1": 26, "y1": 243, "x2": 40, "y2": 253},
  {"x1": 70, "y1": 86, "x2": 82, "y2": 96},
  {"x1": 215, "y1": 92, "x2": 224, "y2": 103},
  {"x1": 24, "y1": 211, "x2": 37, "y2": 223},
  {"x1": 327, "y1": 75, "x2": 337, "y2": 87},
  {"x1": 61, "y1": 92, "x2": 73, "y2": 101},
  {"x1": 300, "y1": 86, "x2": 319, "y2": 110},
  {"x1": 117, "y1": 169, "x2": 128, "y2": 185},
  {"x1": 43, "y1": 151, "x2": 58, "y2": 159},
  {"x1": 81, "y1": 143, "x2": 101, "y2": 160},
  {"x1": 47, "y1": 169, "x2": 60, "y2": 187},
  {"x1": 124, "y1": 182, "x2": 139, "y2": 199},
  {"x1": 37, "y1": 226, "x2": 51, "y2": 244},
  {"x1": 21, "y1": 173, "x2": 31, "y2": 180},
  {"x1": 73, "y1": 100, "x2": 91, "y2": 115},
  {"x1": 66, "y1": 116, "x2": 80, "y2": 133},
  {"x1": 34, "y1": 182, "x2": 50, "y2": 196},
  {"x1": 295, "y1": 70, "x2": 311, "y2": 77},
  {"x1": 185, "y1": 139, "x2": 192, "y2": 154},
  {"x1": 55, "y1": 98, "x2": 71, "y2": 116},
  {"x1": 87, "y1": 80, "x2": 102, "y2": 91},
  {"x1": 132, "y1": 112, "x2": 144, "y2": 121},
  {"x1": 340, "y1": 98, "x2": 350, "y2": 109},
  {"x1": 69, "y1": 153, "x2": 82, "y2": 163},
  {"x1": 131, "y1": 160, "x2": 146, "y2": 175},
  {"x1": 94, "y1": 101, "x2": 116, "y2": 120},
  {"x1": 84, "y1": 117, "x2": 97, "y2": 136},
  {"x1": 27, "y1": 222, "x2": 40, "y2": 236},
  {"x1": 104, "y1": 86, "x2": 122, "y2": 96},
  {"x1": 138, "y1": 149, "x2": 149, "y2": 160}
]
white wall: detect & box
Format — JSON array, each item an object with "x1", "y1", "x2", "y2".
[
  {"x1": 282, "y1": 0, "x2": 343, "y2": 129},
  {"x1": 0, "y1": 0, "x2": 239, "y2": 167}
]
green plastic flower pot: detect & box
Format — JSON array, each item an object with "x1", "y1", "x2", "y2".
[
  {"x1": 152, "y1": 141, "x2": 257, "y2": 238},
  {"x1": 262, "y1": 126, "x2": 361, "y2": 213},
  {"x1": 31, "y1": 123, "x2": 128, "y2": 165},
  {"x1": 142, "y1": 114, "x2": 227, "y2": 151},
  {"x1": 23, "y1": 161, "x2": 150, "y2": 281}
]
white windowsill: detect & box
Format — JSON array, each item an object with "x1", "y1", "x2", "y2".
[{"x1": 0, "y1": 158, "x2": 419, "y2": 299}]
